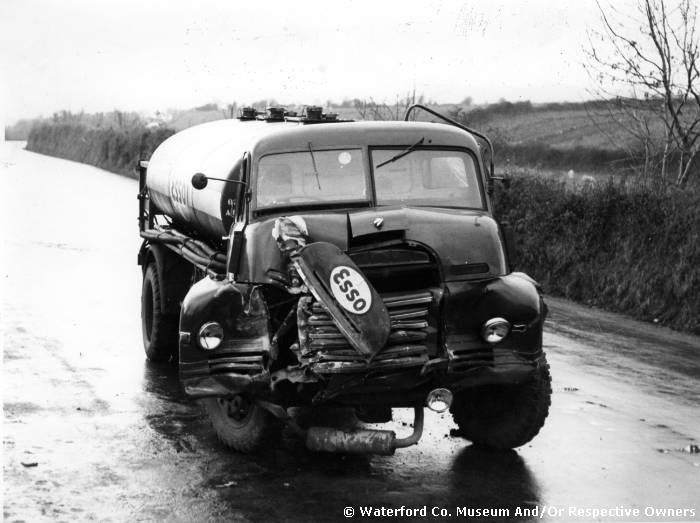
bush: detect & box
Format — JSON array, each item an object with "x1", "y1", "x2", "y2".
[
  {"x1": 493, "y1": 177, "x2": 700, "y2": 333},
  {"x1": 26, "y1": 123, "x2": 175, "y2": 177}
]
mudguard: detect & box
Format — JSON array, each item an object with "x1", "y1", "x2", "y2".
[{"x1": 293, "y1": 242, "x2": 390, "y2": 359}]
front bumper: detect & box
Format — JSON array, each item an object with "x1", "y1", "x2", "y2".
[{"x1": 180, "y1": 275, "x2": 546, "y2": 403}]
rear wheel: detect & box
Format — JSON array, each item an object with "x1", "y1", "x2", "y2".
[
  {"x1": 202, "y1": 395, "x2": 274, "y2": 452},
  {"x1": 141, "y1": 263, "x2": 178, "y2": 362},
  {"x1": 450, "y1": 356, "x2": 552, "y2": 449}
]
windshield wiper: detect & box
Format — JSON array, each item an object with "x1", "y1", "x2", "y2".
[
  {"x1": 375, "y1": 137, "x2": 425, "y2": 169},
  {"x1": 307, "y1": 141, "x2": 322, "y2": 190}
]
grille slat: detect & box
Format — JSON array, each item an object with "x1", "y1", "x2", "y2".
[
  {"x1": 181, "y1": 335, "x2": 268, "y2": 379},
  {"x1": 300, "y1": 289, "x2": 434, "y2": 374}
]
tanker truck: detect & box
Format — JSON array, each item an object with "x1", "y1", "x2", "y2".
[{"x1": 136, "y1": 105, "x2": 551, "y2": 454}]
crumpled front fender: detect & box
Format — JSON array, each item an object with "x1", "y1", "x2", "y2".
[
  {"x1": 179, "y1": 277, "x2": 270, "y2": 397},
  {"x1": 477, "y1": 272, "x2": 543, "y2": 327},
  {"x1": 179, "y1": 277, "x2": 268, "y2": 339}
]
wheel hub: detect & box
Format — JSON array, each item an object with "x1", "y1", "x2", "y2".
[{"x1": 219, "y1": 395, "x2": 250, "y2": 421}]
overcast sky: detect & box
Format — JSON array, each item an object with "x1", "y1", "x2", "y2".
[{"x1": 1, "y1": 0, "x2": 635, "y2": 125}]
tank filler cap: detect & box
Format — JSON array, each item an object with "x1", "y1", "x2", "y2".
[
  {"x1": 238, "y1": 107, "x2": 258, "y2": 120},
  {"x1": 304, "y1": 106, "x2": 324, "y2": 121},
  {"x1": 265, "y1": 107, "x2": 286, "y2": 121}
]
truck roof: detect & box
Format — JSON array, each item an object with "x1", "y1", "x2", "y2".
[{"x1": 250, "y1": 120, "x2": 481, "y2": 157}]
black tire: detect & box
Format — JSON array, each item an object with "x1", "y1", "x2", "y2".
[
  {"x1": 141, "y1": 263, "x2": 178, "y2": 362},
  {"x1": 202, "y1": 395, "x2": 274, "y2": 452},
  {"x1": 450, "y1": 356, "x2": 552, "y2": 450}
]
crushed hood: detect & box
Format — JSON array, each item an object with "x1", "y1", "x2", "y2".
[{"x1": 240, "y1": 206, "x2": 507, "y2": 286}]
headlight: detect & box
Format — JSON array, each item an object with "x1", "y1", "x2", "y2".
[
  {"x1": 198, "y1": 322, "x2": 224, "y2": 350},
  {"x1": 481, "y1": 317, "x2": 511, "y2": 344}
]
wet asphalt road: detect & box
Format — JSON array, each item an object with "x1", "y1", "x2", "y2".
[{"x1": 2, "y1": 142, "x2": 699, "y2": 523}]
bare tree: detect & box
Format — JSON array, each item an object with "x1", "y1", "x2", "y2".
[
  {"x1": 586, "y1": 0, "x2": 700, "y2": 186},
  {"x1": 353, "y1": 90, "x2": 425, "y2": 121},
  {"x1": 222, "y1": 103, "x2": 238, "y2": 119}
]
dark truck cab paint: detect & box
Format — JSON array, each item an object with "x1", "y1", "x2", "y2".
[{"x1": 138, "y1": 106, "x2": 551, "y2": 454}]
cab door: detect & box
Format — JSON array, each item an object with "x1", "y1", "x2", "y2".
[{"x1": 226, "y1": 153, "x2": 250, "y2": 279}]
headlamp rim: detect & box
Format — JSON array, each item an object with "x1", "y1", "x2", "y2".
[
  {"x1": 481, "y1": 317, "x2": 511, "y2": 344},
  {"x1": 198, "y1": 321, "x2": 224, "y2": 350}
]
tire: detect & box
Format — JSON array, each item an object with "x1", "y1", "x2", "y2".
[
  {"x1": 202, "y1": 395, "x2": 273, "y2": 452},
  {"x1": 450, "y1": 356, "x2": 552, "y2": 450},
  {"x1": 141, "y1": 263, "x2": 178, "y2": 362}
]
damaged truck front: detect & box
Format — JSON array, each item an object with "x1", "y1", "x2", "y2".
[{"x1": 137, "y1": 106, "x2": 551, "y2": 455}]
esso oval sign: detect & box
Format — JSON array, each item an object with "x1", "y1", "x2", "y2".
[{"x1": 329, "y1": 266, "x2": 372, "y2": 315}]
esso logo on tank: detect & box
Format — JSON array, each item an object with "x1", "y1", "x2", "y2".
[{"x1": 329, "y1": 266, "x2": 372, "y2": 315}]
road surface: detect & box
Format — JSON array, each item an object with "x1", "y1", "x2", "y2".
[{"x1": 2, "y1": 142, "x2": 699, "y2": 522}]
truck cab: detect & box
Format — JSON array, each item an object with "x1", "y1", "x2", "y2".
[{"x1": 138, "y1": 106, "x2": 551, "y2": 454}]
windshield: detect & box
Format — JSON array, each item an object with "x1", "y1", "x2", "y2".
[
  {"x1": 371, "y1": 149, "x2": 485, "y2": 209},
  {"x1": 256, "y1": 149, "x2": 367, "y2": 209}
]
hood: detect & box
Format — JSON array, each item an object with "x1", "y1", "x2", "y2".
[
  {"x1": 240, "y1": 206, "x2": 507, "y2": 285},
  {"x1": 348, "y1": 206, "x2": 507, "y2": 281}
]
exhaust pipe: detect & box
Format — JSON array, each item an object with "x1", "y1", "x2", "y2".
[
  {"x1": 306, "y1": 407, "x2": 425, "y2": 455},
  {"x1": 426, "y1": 388, "x2": 453, "y2": 413}
]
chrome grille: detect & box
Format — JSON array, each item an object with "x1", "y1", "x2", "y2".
[{"x1": 298, "y1": 290, "x2": 434, "y2": 374}]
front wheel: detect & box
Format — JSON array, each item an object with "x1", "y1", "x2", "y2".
[
  {"x1": 202, "y1": 395, "x2": 275, "y2": 452},
  {"x1": 141, "y1": 263, "x2": 178, "y2": 362},
  {"x1": 450, "y1": 356, "x2": 552, "y2": 449}
]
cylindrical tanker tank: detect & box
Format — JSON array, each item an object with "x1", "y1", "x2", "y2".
[{"x1": 146, "y1": 119, "x2": 297, "y2": 242}]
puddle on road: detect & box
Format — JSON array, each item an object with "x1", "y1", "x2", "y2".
[
  {"x1": 142, "y1": 361, "x2": 187, "y2": 400},
  {"x1": 135, "y1": 363, "x2": 545, "y2": 514},
  {"x1": 139, "y1": 360, "x2": 214, "y2": 456}
]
